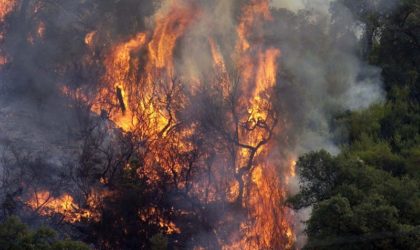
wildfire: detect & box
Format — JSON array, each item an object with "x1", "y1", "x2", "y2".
[
  {"x1": 93, "y1": 32, "x2": 147, "y2": 131},
  {"x1": 236, "y1": 0, "x2": 272, "y2": 53},
  {"x1": 27, "y1": 191, "x2": 87, "y2": 223},
  {"x1": 0, "y1": 0, "x2": 17, "y2": 67},
  {"x1": 26, "y1": 190, "x2": 108, "y2": 223},
  {"x1": 147, "y1": 3, "x2": 197, "y2": 75},
  {"x1": 84, "y1": 31, "x2": 96, "y2": 46},
  {"x1": 26, "y1": 0, "x2": 297, "y2": 248},
  {"x1": 224, "y1": 1, "x2": 293, "y2": 247},
  {"x1": 0, "y1": 0, "x2": 16, "y2": 23},
  {"x1": 37, "y1": 21, "x2": 45, "y2": 38}
]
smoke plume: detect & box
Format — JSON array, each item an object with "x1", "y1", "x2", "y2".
[{"x1": 0, "y1": 0, "x2": 384, "y2": 249}]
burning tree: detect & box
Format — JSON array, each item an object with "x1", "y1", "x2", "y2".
[
  {"x1": 1, "y1": 0, "x2": 298, "y2": 249},
  {"x1": 79, "y1": 0, "x2": 296, "y2": 248}
]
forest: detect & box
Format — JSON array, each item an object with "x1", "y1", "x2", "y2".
[
  {"x1": 289, "y1": 0, "x2": 420, "y2": 248},
  {"x1": 0, "y1": 0, "x2": 419, "y2": 249}
]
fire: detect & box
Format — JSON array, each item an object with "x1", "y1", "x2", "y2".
[
  {"x1": 147, "y1": 3, "x2": 197, "y2": 74},
  {"x1": 236, "y1": 0, "x2": 272, "y2": 53},
  {"x1": 29, "y1": 0, "x2": 297, "y2": 248},
  {"x1": 27, "y1": 191, "x2": 87, "y2": 223},
  {"x1": 0, "y1": 0, "x2": 17, "y2": 66},
  {"x1": 27, "y1": 190, "x2": 107, "y2": 223},
  {"x1": 139, "y1": 207, "x2": 181, "y2": 235},
  {"x1": 0, "y1": 0, "x2": 16, "y2": 23},
  {"x1": 256, "y1": 48, "x2": 281, "y2": 94},
  {"x1": 85, "y1": 31, "x2": 96, "y2": 46},
  {"x1": 37, "y1": 21, "x2": 45, "y2": 38},
  {"x1": 92, "y1": 32, "x2": 147, "y2": 131},
  {"x1": 290, "y1": 160, "x2": 297, "y2": 177},
  {"x1": 229, "y1": 2, "x2": 293, "y2": 247},
  {"x1": 0, "y1": 54, "x2": 6, "y2": 66}
]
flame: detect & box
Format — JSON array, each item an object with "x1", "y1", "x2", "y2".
[
  {"x1": 147, "y1": 2, "x2": 197, "y2": 77},
  {"x1": 37, "y1": 21, "x2": 45, "y2": 38},
  {"x1": 27, "y1": 191, "x2": 87, "y2": 223},
  {"x1": 224, "y1": 0, "x2": 294, "y2": 248},
  {"x1": 139, "y1": 207, "x2": 181, "y2": 234},
  {"x1": 49, "y1": 0, "x2": 296, "y2": 248},
  {"x1": 0, "y1": 0, "x2": 16, "y2": 23},
  {"x1": 84, "y1": 31, "x2": 96, "y2": 46},
  {"x1": 92, "y1": 33, "x2": 147, "y2": 131},
  {"x1": 236, "y1": 0, "x2": 272, "y2": 53},
  {"x1": 290, "y1": 160, "x2": 297, "y2": 177},
  {"x1": 255, "y1": 48, "x2": 281, "y2": 95},
  {"x1": 0, "y1": 54, "x2": 6, "y2": 66},
  {"x1": 27, "y1": 190, "x2": 107, "y2": 223},
  {"x1": 209, "y1": 38, "x2": 226, "y2": 71},
  {"x1": 0, "y1": 0, "x2": 17, "y2": 66}
]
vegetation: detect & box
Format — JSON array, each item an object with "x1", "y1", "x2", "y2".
[
  {"x1": 290, "y1": 0, "x2": 420, "y2": 249},
  {"x1": 0, "y1": 217, "x2": 89, "y2": 250},
  {"x1": 0, "y1": 0, "x2": 418, "y2": 249}
]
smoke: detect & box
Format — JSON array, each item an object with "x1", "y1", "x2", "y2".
[
  {"x1": 266, "y1": 0, "x2": 385, "y2": 246},
  {"x1": 0, "y1": 0, "x2": 385, "y2": 248},
  {"x1": 271, "y1": 0, "x2": 334, "y2": 14},
  {"x1": 167, "y1": 0, "x2": 384, "y2": 155},
  {"x1": 172, "y1": 0, "x2": 385, "y2": 247}
]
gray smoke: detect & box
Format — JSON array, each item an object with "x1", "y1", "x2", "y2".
[
  {"x1": 170, "y1": 0, "x2": 385, "y2": 247},
  {"x1": 0, "y1": 0, "x2": 386, "y2": 248},
  {"x1": 169, "y1": 0, "x2": 384, "y2": 154},
  {"x1": 267, "y1": 0, "x2": 385, "y2": 247}
]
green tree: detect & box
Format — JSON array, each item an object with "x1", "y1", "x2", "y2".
[
  {"x1": 290, "y1": 151, "x2": 420, "y2": 249},
  {"x1": 0, "y1": 217, "x2": 90, "y2": 250}
]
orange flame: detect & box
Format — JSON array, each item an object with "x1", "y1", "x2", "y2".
[
  {"x1": 27, "y1": 190, "x2": 108, "y2": 223},
  {"x1": 147, "y1": 4, "x2": 197, "y2": 75},
  {"x1": 0, "y1": 0, "x2": 17, "y2": 66},
  {"x1": 55, "y1": 0, "x2": 296, "y2": 248},
  {"x1": 27, "y1": 191, "x2": 87, "y2": 223},
  {"x1": 0, "y1": 0, "x2": 16, "y2": 23},
  {"x1": 85, "y1": 31, "x2": 96, "y2": 47}
]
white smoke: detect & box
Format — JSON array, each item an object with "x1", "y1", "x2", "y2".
[
  {"x1": 271, "y1": 0, "x2": 335, "y2": 15},
  {"x1": 267, "y1": 0, "x2": 385, "y2": 247}
]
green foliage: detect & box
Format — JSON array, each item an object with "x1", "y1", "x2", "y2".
[
  {"x1": 292, "y1": 79, "x2": 420, "y2": 248},
  {"x1": 344, "y1": 104, "x2": 387, "y2": 143},
  {"x1": 295, "y1": 3, "x2": 420, "y2": 247},
  {"x1": 406, "y1": 146, "x2": 420, "y2": 178},
  {"x1": 307, "y1": 195, "x2": 356, "y2": 239},
  {"x1": 291, "y1": 150, "x2": 420, "y2": 249},
  {"x1": 289, "y1": 150, "x2": 338, "y2": 209},
  {"x1": 292, "y1": 23, "x2": 420, "y2": 242},
  {"x1": 0, "y1": 217, "x2": 90, "y2": 250},
  {"x1": 50, "y1": 241, "x2": 91, "y2": 250}
]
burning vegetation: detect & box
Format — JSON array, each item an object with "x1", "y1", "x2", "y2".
[
  {"x1": 1, "y1": 0, "x2": 297, "y2": 248},
  {"x1": 81, "y1": 0, "x2": 295, "y2": 248},
  {"x1": 0, "y1": 0, "x2": 396, "y2": 249}
]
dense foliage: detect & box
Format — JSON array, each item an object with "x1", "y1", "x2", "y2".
[
  {"x1": 290, "y1": 0, "x2": 420, "y2": 249},
  {"x1": 0, "y1": 217, "x2": 89, "y2": 250}
]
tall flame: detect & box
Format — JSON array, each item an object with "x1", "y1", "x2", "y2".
[
  {"x1": 147, "y1": 3, "x2": 197, "y2": 75},
  {"x1": 30, "y1": 0, "x2": 296, "y2": 248}
]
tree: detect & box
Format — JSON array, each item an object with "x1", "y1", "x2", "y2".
[
  {"x1": 288, "y1": 150, "x2": 338, "y2": 209},
  {"x1": 0, "y1": 216, "x2": 89, "y2": 250},
  {"x1": 290, "y1": 150, "x2": 420, "y2": 249}
]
